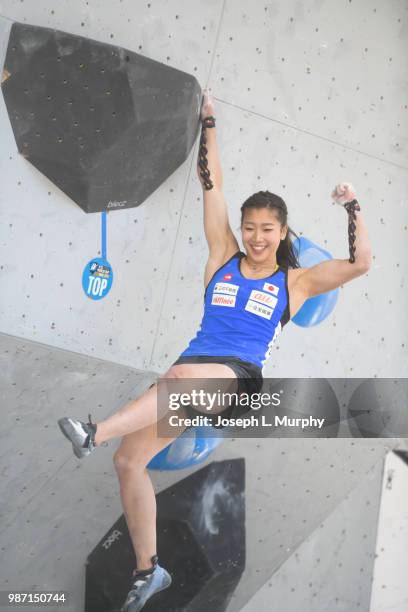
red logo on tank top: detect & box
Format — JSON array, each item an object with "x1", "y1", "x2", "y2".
[{"x1": 223, "y1": 274, "x2": 233, "y2": 280}]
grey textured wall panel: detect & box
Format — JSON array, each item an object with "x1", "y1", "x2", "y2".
[
  {"x1": 0, "y1": 16, "x2": 12, "y2": 73},
  {"x1": 1, "y1": 333, "x2": 407, "y2": 611},
  {"x1": 0, "y1": 332, "x2": 157, "y2": 531},
  {"x1": 370, "y1": 451, "x2": 408, "y2": 612},
  {"x1": 239, "y1": 458, "x2": 384, "y2": 612},
  {"x1": 211, "y1": 0, "x2": 408, "y2": 167}
]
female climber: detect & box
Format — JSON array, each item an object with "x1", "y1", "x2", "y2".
[{"x1": 57, "y1": 89, "x2": 372, "y2": 612}]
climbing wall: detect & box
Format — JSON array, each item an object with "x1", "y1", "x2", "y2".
[{"x1": 0, "y1": 2, "x2": 407, "y2": 610}]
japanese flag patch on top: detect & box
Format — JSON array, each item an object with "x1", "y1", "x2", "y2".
[{"x1": 263, "y1": 282, "x2": 279, "y2": 296}]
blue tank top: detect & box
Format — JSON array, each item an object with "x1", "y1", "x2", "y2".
[{"x1": 180, "y1": 251, "x2": 290, "y2": 370}]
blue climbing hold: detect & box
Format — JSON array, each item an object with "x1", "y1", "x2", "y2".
[
  {"x1": 147, "y1": 425, "x2": 225, "y2": 471},
  {"x1": 291, "y1": 237, "x2": 339, "y2": 327}
]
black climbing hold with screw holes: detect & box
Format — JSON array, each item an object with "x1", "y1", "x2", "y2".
[
  {"x1": 1, "y1": 22, "x2": 201, "y2": 213},
  {"x1": 85, "y1": 459, "x2": 246, "y2": 611}
]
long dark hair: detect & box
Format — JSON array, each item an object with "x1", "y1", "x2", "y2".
[{"x1": 240, "y1": 191, "x2": 300, "y2": 269}]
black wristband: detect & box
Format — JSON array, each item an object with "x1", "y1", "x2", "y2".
[
  {"x1": 201, "y1": 115, "x2": 216, "y2": 128},
  {"x1": 343, "y1": 200, "x2": 360, "y2": 263},
  {"x1": 198, "y1": 117, "x2": 216, "y2": 190},
  {"x1": 343, "y1": 199, "x2": 361, "y2": 213}
]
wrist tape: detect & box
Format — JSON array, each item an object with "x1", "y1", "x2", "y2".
[
  {"x1": 198, "y1": 116, "x2": 216, "y2": 190},
  {"x1": 343, "y1": 199, "x2": 361, "y2": 263}
]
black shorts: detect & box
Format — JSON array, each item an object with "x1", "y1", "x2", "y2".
[{"x1": 171, "y1": 355, "x2": 263, "y2": 427}]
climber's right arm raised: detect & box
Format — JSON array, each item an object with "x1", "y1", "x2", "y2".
[{"x1": 197, "y1": 91, "x2": 239, "y2": 286}]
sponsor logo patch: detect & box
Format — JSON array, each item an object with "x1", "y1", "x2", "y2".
[
  {"x1": 263, "y1": 282, "x2": 279, "y2": 296},
  {"x1": 211, "y1": 294, "x2": 236, "y2": 307},
  {"x1": 245, "y1": 299, "x2": 274, "y2": 319},
  {"x1": 249, "y1": 290, "x2": 278, "y2": 308},
  {"x1": 213, "y1": 282, "x2": 239, "y2": 296}
]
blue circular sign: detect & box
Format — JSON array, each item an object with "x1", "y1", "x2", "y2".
[{"x1": 82, "y1": 257, "x2": 113, "y2": 300}]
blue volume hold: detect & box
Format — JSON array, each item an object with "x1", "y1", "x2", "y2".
[{"x1": 292, "y1": 237, "x2": 339, "y2": 327}]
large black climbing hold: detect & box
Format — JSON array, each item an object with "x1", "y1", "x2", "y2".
[
  {"x1": 85, "y1": 459, "x2": 246, "y2": 611},
  {"x1": 1, "y1": 22, "x2": 201, "y2": 213}
]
